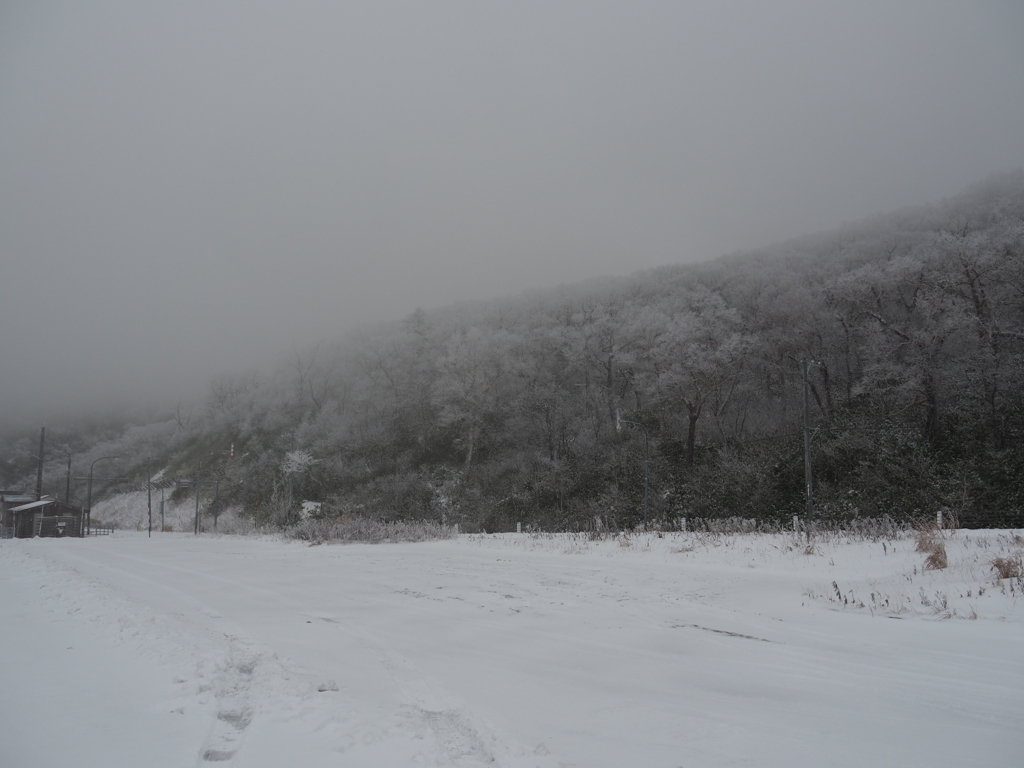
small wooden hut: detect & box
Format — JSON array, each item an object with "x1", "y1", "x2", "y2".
[{"x1": 1, "y1": 494, "x2": 86, "y2": 538}]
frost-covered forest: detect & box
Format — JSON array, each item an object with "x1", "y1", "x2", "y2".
[{"x1": 5, "y1": 172, "x2": 1024, "y2": 531}]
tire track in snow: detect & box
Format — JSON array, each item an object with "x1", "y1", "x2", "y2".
[
  {"x1": 5, "y1": 544, "x2": 313, "y2": 766},
  {"x1": 42, "y1": 542, "x2": 562, "y2": 767}
]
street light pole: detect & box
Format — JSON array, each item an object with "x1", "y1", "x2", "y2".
[
  {"x1": 86, "y1": 456, "x2": 119, "y2": 536},
  {"x1": 616, "y1": 410, "x2": 651, "y2": 531}
]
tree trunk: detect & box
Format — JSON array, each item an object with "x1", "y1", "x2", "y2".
[
  {"x1": 463, "y1": 425, "x2": 476, "y2": 474},
  {"x1": 923, "y1": 372, "x2": 939, "y2": 441},
  {"x1": 685, "y1": 397, "x2": 702, "y2": 467},
  {"x1": 604, "y1": 353, "x2": 616, "y2": 429}
]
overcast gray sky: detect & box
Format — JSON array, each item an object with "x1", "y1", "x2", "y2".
[{"x1": 2, "y1": 1, "x2": 1023, "y2": 427}]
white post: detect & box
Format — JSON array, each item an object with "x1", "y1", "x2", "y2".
[
  {"x1": 793, "y1": 514, "x2": 799, "y2": 532},
  {"x1": 681, "y1": 517, "x2": 687, "y2": 532},
  {"x1": 517, "y1": 522, "x2": 522, "y2": 533},
  {"x1": 937, "y1": 509, "x2": 943, "y2": 529}
]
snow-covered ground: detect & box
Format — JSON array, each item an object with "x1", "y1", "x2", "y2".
[{"x1": 1, "y1": 529, "x2": 1021, "y2": 767}]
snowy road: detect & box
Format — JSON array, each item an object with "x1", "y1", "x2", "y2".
[{"x1": 1, "y1": 531, "x2": 1021, "y2": 767}]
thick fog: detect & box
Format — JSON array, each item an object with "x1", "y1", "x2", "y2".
[{"x1": 2, "y1": 1, "x2": 1022, "y2": 428}]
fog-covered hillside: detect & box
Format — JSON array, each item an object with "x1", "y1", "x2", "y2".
[{"x1": 6, "y1": 172, "x2": 1023, "y2": 531}]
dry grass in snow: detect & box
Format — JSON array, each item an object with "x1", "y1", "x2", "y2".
[{"x1": 467, "y1": 527, "x2": 1024, "y2": 621}]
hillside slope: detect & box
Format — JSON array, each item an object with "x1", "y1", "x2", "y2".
[{"x1": 6, "y1": 171, "x2": 1023, "y2": 531}]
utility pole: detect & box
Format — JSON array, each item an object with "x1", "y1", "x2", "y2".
[
  {"x1": 147, "y1": 462, "x2": 152, "y2": 538},
  {"x1": 160, "y1": 486, "x2": 165, "y2": 532},
  {"x1": 213, "y1": 479, "x2": 220, "y2": 531},
  {"x1": 35, "y1": 426, "x2": 45, "y2": 499},
  {"x1": 65, "y1": 453, "x2": 72, "y2": 505}
]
